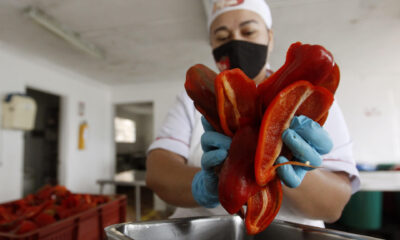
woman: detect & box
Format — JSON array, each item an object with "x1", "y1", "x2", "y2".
[{"x1": 146, "y1": 0, "x2": 360, "y2": 227}]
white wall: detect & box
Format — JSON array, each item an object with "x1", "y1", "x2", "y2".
[
  {"x1": 0, "y1": 45, "x2": 114, "y2": 202},
  {"x1": 268, "y1": 0, "x2": 400, "y2": 164}
]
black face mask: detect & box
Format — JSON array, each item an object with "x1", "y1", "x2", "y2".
[{"x1": 212, "y1": 40, "x2": 268, "y2": 79}]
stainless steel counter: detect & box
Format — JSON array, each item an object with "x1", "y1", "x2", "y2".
[{"x1": 105, "y1": 215, "x2": 381, "y2": 240}]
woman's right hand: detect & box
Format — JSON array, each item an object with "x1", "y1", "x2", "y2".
[{"x1": 191, "y1": 117, "x2": 232, "y2": 208}]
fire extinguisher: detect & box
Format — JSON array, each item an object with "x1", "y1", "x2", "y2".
[{"x1": 78, "y1": 121, "x2": 88, "y2": 150}]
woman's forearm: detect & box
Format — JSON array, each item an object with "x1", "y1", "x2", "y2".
[
  {"x1": 147, "y1": 148, "x2": 353, "y2": 222},
  {"x1": 146, "y1": 149, "x2": 201, "y2": 208},
  {"x1": 282, "y1": 169, "x2": 352, "y2": 222}
]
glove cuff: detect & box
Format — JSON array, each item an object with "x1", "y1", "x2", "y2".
[{"x1": 191, "y1": 171, "x2": 220, "y2": 208}]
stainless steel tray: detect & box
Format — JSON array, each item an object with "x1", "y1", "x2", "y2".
[{"x1": 105, "y1": 215, "x2": 381, "y2": 240}]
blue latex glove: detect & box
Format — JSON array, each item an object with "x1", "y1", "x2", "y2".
[
  {"x1": 192, "y1": 116, "x2": 232, "y2": 208},
  {"x1": 276, "y1": 115, "x2": 333, "y2": 188}
]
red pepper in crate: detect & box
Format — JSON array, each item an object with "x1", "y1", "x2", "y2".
[
  {"x1": 61, "y1": 194, "x2": 81, "y2": 209},
  {"x1": 54, "y1": 205, "x2": 71, "y2": 220},
  {"x1": 185, "y1": 42, "x2": 340, "y2": 235},
  {"x1": 0, "y1": 206, "x2": 19, "y2": 233},
  {"x1": 23, "y1": 194, "x2": 35, "y2": 206},
  {"x1": 0, "y1": 185, "x2": 112, "y2": 235},
  {"x1": 34, "y1": 185, "x2": 54, "y2": 201},
  {"x1": 53, "y1": 185, "x2": 69, "y2": 199},
  {"x1": 16, "y1": 220, "x2": 38, "y2": 234},
  {"x1": 33, "y1": 212, "x2": 56, "y2": 227},
  {"x1": 0, "y1": 206, "x2": 12, "y2": 222}
]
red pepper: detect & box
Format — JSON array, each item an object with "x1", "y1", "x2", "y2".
[
  {"x1": 17, "y1": 199, "x2": 53, "y2": 220},
  {"x1": 0, "y1": 185, "x2": 110, "y2": 235},
  {"x1": 33, "y1": 212, "x2": 56, "y2": 227},
  {"x1": 53, "y1": 185, "x2": 69, "y2": 199},
  {"x1": 295, "y1": 88, "x2": 334, "y2": 126},
  {"x1": 215, "y1": 69, "x2": 258, "y2": 137},
  {"x1": 185, "y1": 64, "x2": 221, "y2": 132},
  {"x1": 246, "y1": 80, "x2": 334, "y2": 233},
  {"x1": 61, "y1": 195, "x2": 81, "y2": 209},
  {"x1": 55, "y1": 205, "x2": 71, "y2": 219},
  {"x1": 0, "y1": 206, "x2": 13, "y2": 222},
  {"x1": 184, "y1": 42, "x2": 340, "y2": 235},
  {"x1": 35, "y1": 185, "x2": 53, "y2": 200},
  {"x1": 185, "y1": 66, "x2": 262, "y2": 214},
  {"x1": 0, "y1": 206, "x2": 19, "y2": 233},
  {"x1": 255, "y1": 81, "x2": 334, "y2": 186},
  {"x1": 257, "y1": 42, "x2": 340, "y2": 111},
  {"x1": 16, "y1": 220, "x2": 37, "y2": 234},
  {"x1": 218, "y1": 125, "x2": 262, "y2": 214},
  {"x1": 245, "y1": 178, "x2": 282, "y2": 235}
]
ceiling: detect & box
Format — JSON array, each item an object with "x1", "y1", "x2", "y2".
[
  {"x1": 0, "y1": 0, "x2": 214, "y2": 85},
  {"x1": 2, "y1": 0, "x2": 388, "y2": 86}
]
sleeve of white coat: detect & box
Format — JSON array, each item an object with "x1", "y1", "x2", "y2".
[
  {"x1": 321, "y1": 101, "x2": 360, "y2": 194},
  {"x1": 147, "y1": 91, "x2": 195, "y2": 160}
]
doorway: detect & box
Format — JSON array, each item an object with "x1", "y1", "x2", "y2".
[
  {"x1": 23, "y1": 88, "x2": 60, "y2": 196},
  {"x1": 114, "y1": 102, "x2": 154, "y2": 173},
  {"x1": 114, "y1": 102, "x2": 154, "y2": 221}
]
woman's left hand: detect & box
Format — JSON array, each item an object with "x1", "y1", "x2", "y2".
[{"x1": 276, "y1": 115, "x2": 333, "y2": 188}]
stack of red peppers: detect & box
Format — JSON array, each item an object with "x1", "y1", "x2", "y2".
[
  {"x1": 185, "y1": 42, "x2": 340, "y2": 234},
  {"x1": 0, "y1": 185, "x2": 109, "y2": 235}
]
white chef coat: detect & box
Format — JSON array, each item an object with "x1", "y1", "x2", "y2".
[{"x1": 148, "y1": 91, "x2": 360, "y2": 228}]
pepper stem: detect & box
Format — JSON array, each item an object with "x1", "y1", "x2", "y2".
[{"x1": 272, "y1": 161, "x2": 318, "y2": 170}]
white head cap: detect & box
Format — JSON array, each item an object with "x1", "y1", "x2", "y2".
[{"x1": 207, "y1": 0, "x2": 272, "y2": 32}]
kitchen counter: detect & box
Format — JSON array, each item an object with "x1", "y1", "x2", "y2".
[
  {"x1": 97, "y1": 170, "x2": 146, "y2": 220},
  {"x1": 359, "y1": 171, "x2": 400, "y2": 191}
]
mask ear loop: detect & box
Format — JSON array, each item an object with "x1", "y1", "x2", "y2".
[{"x1": 264, "y1": 28, "x2": 274, "y2": 79}]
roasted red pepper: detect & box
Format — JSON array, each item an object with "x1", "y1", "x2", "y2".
[
  {"x1": 184, "y1": 42, "x2": 340, "y2": 235},
  {"x1": 16, "y1": 220, "x2": 37, "y2": 234},
  {"x1": 186, "y1": 66, "x2": 263, "y2": 214},
  {"x1": 0, "y1": 185, "x2": 110, "y2": 235},
  {"x1": 215, "y1": 69, "x2": 258, "y2": 137},
  {"x1": 246, "y1": 80, "x2": 334, "y2": 233},
  {"x1": 185, "y1": 65, "x2": 284, "y2": 232},
  {"x1": 218, "y1": 125, "x2": 262, "y2": 214},
  {"x1": 255, "y1": 81, "x2": 334, "y2": 186},
  {"x1": 246, "y1": 178, "x2": 282, "y2": 235},
  {"x1": 33, "y1": 212, "x2": 56, "y2": 227},
  {"x1": 185, "y1": 64, "x2": 221, "y2": 132},
  {"x1": 257, "y1": 42, "x2": 339, "y2": 111}
]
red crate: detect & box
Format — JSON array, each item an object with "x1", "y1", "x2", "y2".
[{"x1": 0, "y1": 195, "x2": 126, "y2": 240}]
